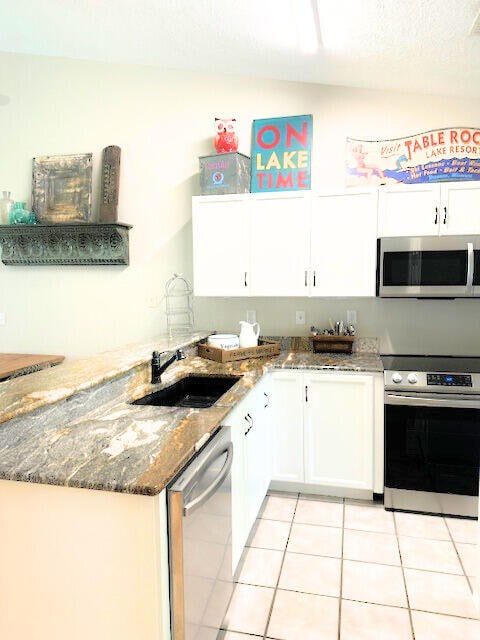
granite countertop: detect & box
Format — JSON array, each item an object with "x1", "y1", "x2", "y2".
[
  {"x1": 0, "y1": 343, "x2": 383, "y2": 496},
  {"x1": 0, "y1": 331, "x2": 209, "y2": 425},
  {"x1": 273, "y1": 350, "x2": 383, "y2": 373}
]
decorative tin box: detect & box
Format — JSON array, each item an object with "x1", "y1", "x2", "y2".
[{"x1": 199, "y1": 152, "x2": 250, "y2": 195}]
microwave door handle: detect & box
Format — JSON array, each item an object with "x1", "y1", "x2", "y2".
[
  {"x1": 183, "y1": 443, "x2": 233, "y2": 517},
  {"x1": 466, "y1": 242, "x2": 474, "y2": 294}
]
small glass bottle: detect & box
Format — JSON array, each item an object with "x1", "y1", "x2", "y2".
[
  {"x1": 9, "y1": 202, "x2": 36, "y2": 224},
  {"x1": 0, "y1": 191, "x2": 13, "y2": 225}
]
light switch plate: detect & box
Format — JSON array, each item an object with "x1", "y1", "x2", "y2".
[
  {"x1": 246, "y1": 310, "x2": 256, "y2": 324},
  {"x1": 295, "y1": 310, "x2": 306, "y2": 325}
]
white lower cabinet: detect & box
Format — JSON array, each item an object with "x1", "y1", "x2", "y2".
[
  {"x1": 271, "y1": 369, "x2": 382, "y2": 494},
  {"x1": 225, "y1": 374, "x2": 272, "y2": 573},
  {"x1": 271, "y1": 371, "x2": 305, "y2": 483},
  {"x1": 244, "y1": 376, "x2": 272, "y2": 528},
  {"x1": 227, "y1": 368, "x2": 382, "y2": 572},
  {"x1": 303, "y1": 372, "x2": 374, "y2": 491}
]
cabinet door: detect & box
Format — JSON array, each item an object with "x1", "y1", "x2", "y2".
[
  {"x1": 304, "y1": 373, "x2": 374, "y2": 490},
  {"x1": 440, "y1": 183, "x2": 480, "y2": 235},
  {"x1": 225, "y1": 402, "x2": 249, "y2": 573},
  {"x1": 271, "y1": 371, "x2": 304, "y2": 483},
  {"x1": 192, "y1": 196, "x2": 250, "y2": 296},
  {"x1": 310, "y1": 190, "x2": 378, "y2": 297},
  {"x1": 244, "y1": 377, "x2": 272, "y2": 532},
  {"x1": 250, "y1": 193, "x2": 311, "y2": 296},
  {"x1": 378, "y1": 184, "x2": 440, "y2": 237}
]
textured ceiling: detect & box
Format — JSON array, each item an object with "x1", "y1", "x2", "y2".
[{"x1": 0, "y1": 0, "x2": 479, "y2": 98}]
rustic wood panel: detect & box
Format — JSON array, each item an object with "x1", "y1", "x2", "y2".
[{"x1": 99, "y1": 145, "x2": 121, "y2": 223}]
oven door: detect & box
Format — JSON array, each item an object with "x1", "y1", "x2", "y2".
[
  {"x1": 385, "y1": 392, "x2": 480, "y2": 511},
  {"x1": 379, "y1": 236, "x2": 476, "y2": 298}
]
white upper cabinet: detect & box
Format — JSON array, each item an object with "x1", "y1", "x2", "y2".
[
  {"x1": 303, "y1": 372, "x2": 375, "y2": 491},
  {"x1": 378, "y1": 182, "x2": 480, "y2": 238},
  {"x1": 440, "y1": 182, "x2": 480, "y2": 236},
  {"x1": 192, "y1": 195, "x2": 250, "y2": 296},
  {"x1": 192, "y1": 182, "x2": 480, "y2": 297},
  {"x1": 250, "y1": 193, "x2": 311, "y2": 297},
  {"x1": 378, "y1": 184, "x2": 440, "y2": 237},
  {"x1": 310, "y1": 190, "x2": 378, "y2": 297}
]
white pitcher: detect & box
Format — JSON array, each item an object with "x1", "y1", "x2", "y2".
[{"x1": 239, "y1": 321, "x2": 260, "y2": 348}]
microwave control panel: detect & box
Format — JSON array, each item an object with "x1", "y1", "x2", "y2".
[{"x1": 427, "y1": 373, "x2": 472, "y2": 387}]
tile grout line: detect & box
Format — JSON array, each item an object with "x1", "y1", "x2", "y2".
[
  {"x1": 393, "y1": 511, "x2": 416, "y2": 640},
  {"x1": 229, "y1": 580, "x2": 480, "y2": 622},
  {"x1": 259, "y1": 513, "x2": 474, "y2": 544},
  {"x1": 443, "y1": 516, "x2": 475, "y2": 595},
  {"x1": 262, "y1": 492, "x2": 300, "y2": 640},
  {"x1": 337, "y1": 498, "x2": 346, "y2": 640},
  {"x1": 243, "y1": 546, "x2": 466, "y2": 577}
]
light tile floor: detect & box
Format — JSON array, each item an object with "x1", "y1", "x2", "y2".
[{"x1": 222, "y1": 491, "x2": 480, "y2": 640}]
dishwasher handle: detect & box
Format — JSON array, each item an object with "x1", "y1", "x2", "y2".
[{"x1": 183, "y1": 443, "x2": 233, "y2": 517}]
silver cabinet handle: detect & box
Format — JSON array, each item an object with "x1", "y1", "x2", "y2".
[
  {"x1": 305, "y1": 270, "x2": 308, "y2": 287},
  {"x1": 466, "y1": 242, "x2": 474, "y2": 294},
  {"x1": 434, "y1": 207, "x2": 438, "y2": 224},
  {"x1": 443, "y1": 206, "x2": 447, "y2": 224},
  {"x1": 183, "y1": 444, "x2": 233, "y2": 516},
  {"x1": 305, "y1": 385, "x2": 308, "y2": 402},
  {"x1": 244, "y1": 272, "x2": 248, "y2": 287},
  {"x1": 264, "y1": 391, "x2": 270, "y2": 408},
  {"x1": 313, "y1": 270, "x2": 316, "y2": 287}
]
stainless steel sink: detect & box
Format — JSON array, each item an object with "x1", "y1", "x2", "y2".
[{"x1": 131, "y1": 375, "x2": 241, "y2": 408}]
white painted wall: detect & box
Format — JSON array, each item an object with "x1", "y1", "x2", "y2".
[{"x1": 1, "y1": 52, "x2": 479, "y2": 356}]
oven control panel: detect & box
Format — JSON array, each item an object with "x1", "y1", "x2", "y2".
[{"x1": 427, "y1": 373, "x2": 472, "y2": 387}]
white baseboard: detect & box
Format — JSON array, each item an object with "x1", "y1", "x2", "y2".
[{"x1": 269, "y1": 480, "x2": 374, "y2": 501}]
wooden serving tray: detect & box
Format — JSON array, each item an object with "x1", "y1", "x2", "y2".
[
  {"x1": 0, "y1": 353, "x2": 65, "y2": 381},
  {"x1": 198, "y1": 339, "x2": 280, "y2": 363},
  {"x1": 311, "y1": 335, "x2": 354, "y2": 354}
]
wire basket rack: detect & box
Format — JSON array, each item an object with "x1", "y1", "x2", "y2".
[{"x1": 165, "y1": 273, "x2": 194, "y2": 337}]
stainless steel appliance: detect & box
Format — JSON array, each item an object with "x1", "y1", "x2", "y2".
[
  {"x1": 168, "y1": 428, "x2": 234, "y2": 640},
  {"x1": 378, "y1": 236, "x2": 480, "y2": 298},
  {"x1": 383, "y1": 355, "x2": 480, "y2": 518}
]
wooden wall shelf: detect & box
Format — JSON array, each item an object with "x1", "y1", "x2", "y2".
[{"x1": 0, "y1": 223, "x2": 132, "y2": 266}]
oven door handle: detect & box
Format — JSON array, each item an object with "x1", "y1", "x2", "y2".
[{"x1": 385, "y1": 392, "x2": 480, "y2": 409}]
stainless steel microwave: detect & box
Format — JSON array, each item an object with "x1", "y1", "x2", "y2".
[{"x1": 378, "y1": 236, "x2": 480, "y2": 298}]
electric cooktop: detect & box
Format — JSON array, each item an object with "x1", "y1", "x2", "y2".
[{"x1": 381, "y1": 355, "x2": 480, "y2": 374}]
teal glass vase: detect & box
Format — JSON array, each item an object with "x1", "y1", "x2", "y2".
[{"x1": 9, "y1": 202, "x2": 36, "y2": 225}]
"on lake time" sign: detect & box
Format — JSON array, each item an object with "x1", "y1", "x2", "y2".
[{"x1": 251, "y1": 115, "x2": 313, "y2": 193}]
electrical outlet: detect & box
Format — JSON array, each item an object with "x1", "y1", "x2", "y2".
[
  {"x1": 0, "y1": 312, "x2": 5, "y2": 326},
  {"x1": 295, "y1": 310, "x2": 306, "y2": 325},
  {"x1": 347, "y1": 310, "x2": 357, "y2": 325},
  {"x1": 246, "y1": 310, "x2": 256, "y2": 323}
]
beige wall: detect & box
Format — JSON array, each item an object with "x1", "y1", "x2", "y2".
[{"x1": 1, "y1": 52, "x2": 479, "y2": 356}]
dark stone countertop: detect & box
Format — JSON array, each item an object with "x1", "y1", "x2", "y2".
[{"x1": 0, "y1": 347, "x2": 383, "y2": 496}]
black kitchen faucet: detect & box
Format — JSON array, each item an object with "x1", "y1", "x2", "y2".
[{"x1": 151, "y1": 349, "x2": 186, "y2": 384}]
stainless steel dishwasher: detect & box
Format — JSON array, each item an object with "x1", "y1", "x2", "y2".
[{"x1": 168, "y1": 428, "x2": 234, "y2": 640}]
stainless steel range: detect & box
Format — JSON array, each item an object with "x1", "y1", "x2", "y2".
[{"x1": 382, "y1": 355, "x2": 480, "y2": 518}]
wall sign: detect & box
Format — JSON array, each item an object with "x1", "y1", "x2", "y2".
[
  {"x1": 251, "y1": 115, "x2": 312, "y2": 192},
  {"x1": 346, "y1": 127, "x2": 480, "y2": 186}
]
